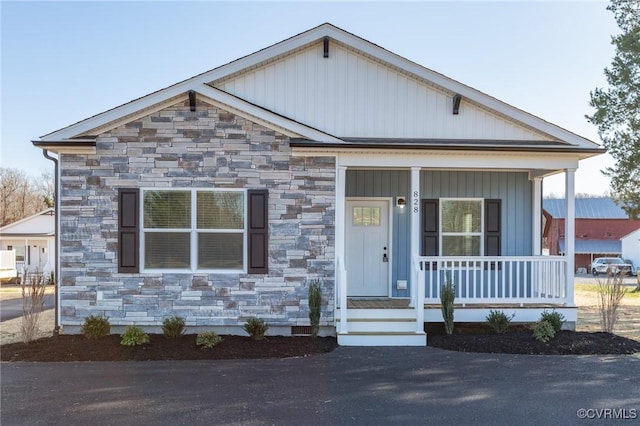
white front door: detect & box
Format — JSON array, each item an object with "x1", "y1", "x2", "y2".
[{"x1": 346, "y1": 199, "x2": 390, "y2": 297}]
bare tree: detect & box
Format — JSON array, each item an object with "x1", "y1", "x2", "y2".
[{"x1": 0, "y1": 168, "x2": 54, "y2": 227}]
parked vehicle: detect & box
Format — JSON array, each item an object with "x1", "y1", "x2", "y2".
[{"x1": 590, "y1": 257, "x2": 633, "y2": 276}]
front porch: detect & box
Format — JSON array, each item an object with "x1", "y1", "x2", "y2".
[{"x1": 336, "y1": 255, "x2": 577, "y2": 346}]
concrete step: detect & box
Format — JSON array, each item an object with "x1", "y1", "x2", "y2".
[
  {"x1": 344, "y1": 317, "x2": 418, "y2": 333},
  {"x1": 338, "y1": 332, "x2": 427, "y2": 346}
]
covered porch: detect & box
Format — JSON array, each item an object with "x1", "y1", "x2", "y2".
[{"x1": 330, "y1": 150, "x2": 580, "y2": 346}]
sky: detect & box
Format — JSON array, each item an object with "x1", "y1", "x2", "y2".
[{"x1": 0, "y1": 0, "x2": 620, "y2": 196}]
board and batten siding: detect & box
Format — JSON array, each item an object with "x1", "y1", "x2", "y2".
[
  {"x1": 213, "y1": 41, "x2": 552, "y2": 141},
  {"x1": 421, "y1": 170, "x2": 533, "y2": 257},
  {"x1": 346, "y1": 170, "x2": 411, "y2": 297}
]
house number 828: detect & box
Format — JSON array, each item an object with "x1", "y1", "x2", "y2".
[{"x1": 413, "y1": 191, "x2": 419, "y2": 213}]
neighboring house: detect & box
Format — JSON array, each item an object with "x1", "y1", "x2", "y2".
[
  {"x1": 0, "y1": 208, "x2": 56, "y2": 279},
  {"x1": 32, "y1": 24, "x2": 603, "y2": 346},
  {"x1": 543, "y1": 198, "x2": 639, "y2": 272},
  {"x1": 621, "y1": 228, "x2": 640, "y2": 273}
]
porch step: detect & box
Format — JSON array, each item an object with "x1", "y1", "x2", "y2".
[
  {"x1": 336, "y1": 307, "x2": 426, "y2": 346},
  {"x1": 343, "y1": 317, "x2": 418, "y2": 333},
  {"x1": 338, "y1": 332, "x2": 427, "y2": 346}
]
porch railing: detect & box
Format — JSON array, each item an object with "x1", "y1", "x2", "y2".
[{"x1": 416, "y1": 256, "x2": 568, "y2": 306}]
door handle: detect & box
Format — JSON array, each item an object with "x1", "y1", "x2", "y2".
[{"x1": 383, "y1": 246, "x2": 388, "y2": 262}]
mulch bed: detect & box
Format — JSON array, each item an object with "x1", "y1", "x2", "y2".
[
  {"x1": 0, "y1": 335, "x2": 338, "y2": 362},
  {"x1": 428, "y1": 331, "x2": 640, "y2": 355},
  {"x1": 2, "y1": 328, "x2": 639, "y2": 362}
]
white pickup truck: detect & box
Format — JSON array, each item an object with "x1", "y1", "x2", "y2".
[{"x1": 0, "y1": 250, "x2": 18, "y2": 283}]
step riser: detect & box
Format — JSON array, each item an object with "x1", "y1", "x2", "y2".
[
  {"x1": 345, "y1": 321, "x2": 418, "y2": 333},
  {"x1": 338, "y1": 333, "x2": 427, "y2": 346},
  {"x1": 336, "y1": 308, "x2": 416, "y2": 320}
]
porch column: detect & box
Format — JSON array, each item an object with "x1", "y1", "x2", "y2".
[
  {"x1": 410, "y1": 168, "x2": 422, "y2": 316},
  {"x1": 532, "y1": 177, "x2": 542, "y2": 255},
  {"x1": 565, "y1": 169, "x2": 576, "y2": 306},
  {"x1": 336, "y1": 165, "x2": 347, "y2": 333}
]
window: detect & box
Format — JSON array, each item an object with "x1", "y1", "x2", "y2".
[
  {"x1": 421, "y1": 198, "x2": 501, "y2": 258},
  {"x1": 118, "y1": 188, "x2": 268, "y2": 274},
  {"x1": 352, "y1": 207, "x2": 381, "y2": 226},
  {"x1": 141, "y1": 189, "x2": 245, "y2": 271},
  {"x1": 440, "y1": 199, "x2": 483, "y2": 256}
]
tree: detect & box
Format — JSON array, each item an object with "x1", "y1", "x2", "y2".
[
  {"x1": 587, "y1": 0, "x2": 640, "y2": 219},
  {"x1": 0, "y1": 168, "x2": 54, "y2": 227}
]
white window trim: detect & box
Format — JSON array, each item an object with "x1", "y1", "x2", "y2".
[
  {"x1": 439, "y1": 198, "x2": 484, "y2": 257},
  {"x1": 140, "y1": 188, "x2": 247, "y2": 274}
]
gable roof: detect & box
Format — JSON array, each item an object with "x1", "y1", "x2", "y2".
[
  {"x1": 35, "y1": 23, "x2": 603, "y2": 156},
  {"x1": 543, "y1": 198, "x2": 629, "y2": 219},
  {"x1": 0, "y1": 209, "x2": 55, "y2": 236}
]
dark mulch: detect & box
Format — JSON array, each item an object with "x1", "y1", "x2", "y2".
[
  {"x1": 2, "y1": 327, "x2": 639, "y2": 362},
  {"x1": 426, "y1": 323, "x2": 640, "y2": 355},
  {"x1": 429, "y1": 331, "x2": 640, "y2": 355},
  {"x1": 0, "y1": 334, "x2": 338, "y2": 362}
]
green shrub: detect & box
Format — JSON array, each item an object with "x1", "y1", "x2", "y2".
[
  {"x1": 81, "y1": 315, "x2": 111, "y2": 339},
  {"x1": 533, "y1": 320, "x2": 556, "y2": 343},
  {"x1": 308, "y1": 280, "x2": 322, "y2": 338},
  {"x1": 196, "y1": 332, "x2": 223, "y2": 348},
  {"x1": 440, "y1": 276, "x2": 455, "y2": 335},
  {"x1": 120, "y1": 325, "x2": 150, "y2": 346},
  {"x1": 485, "y1": 310, "x2": 515, "y2": 334},
  {"x1": 243, "y1": 317, "x2": 268, "y2": 340},
  {"x1": 539, "y1": 310, "x2": 565, "y2": 333},
  {"x1": 162, "y1": 316, "x2": 186, "y2": 339}
]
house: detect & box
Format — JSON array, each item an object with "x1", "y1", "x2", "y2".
[
  {"x1": 0, "y1": 208, "x2": 56, "y2": 280},
  {"x1": 621, "y1": 228, "x2": 640, "y2": 274},
  {"x1": 32, "y1": 24, "x2": 604, "y2": 346},
  {"x1": 543, "y1": 198, "x2": 639, "y2": 272}
]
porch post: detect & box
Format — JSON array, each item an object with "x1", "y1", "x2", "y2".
[
  {"x1": 336, "y1": 165, "x2": 347, "y2": 333},
  {"x1": 565, "y1": 169, "x2": 576, "y2": 306},
  {"x1": 532, "y1": 177, "x2": 542, "y2": 255},
  {"x1": 409, "y1": 167, "x2": 424, "y2": 326}
]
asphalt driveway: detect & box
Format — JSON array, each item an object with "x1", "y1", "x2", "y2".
[{"x1": 2, "y1": 347, "x2": 638, "y2": 425}]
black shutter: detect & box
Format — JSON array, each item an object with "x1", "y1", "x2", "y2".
[
  {"x1": 421, "y1": 199, "x2": 439, "y2": 270},
  {"x1": 248, "y1": 190, "x2": 268, "y2": 274},
  {"x1": 485, "y1": 199, "x2": 501, "y2": 270},
  {"x1": 118, "y1": 188, "x2": 139, "y2": 273}
]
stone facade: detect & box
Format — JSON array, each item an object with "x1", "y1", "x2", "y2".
[{"x1": 59, "y1": 99, "x2": 336, "y2": 334}]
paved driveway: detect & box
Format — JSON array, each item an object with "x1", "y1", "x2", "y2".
[{"x1": 2, "y1": 347, "x2": 638, "y2": 425}]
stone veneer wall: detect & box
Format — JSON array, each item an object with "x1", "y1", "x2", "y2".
[{"x1": 59, "y1": 99, "x2": 336, "y2": 334}]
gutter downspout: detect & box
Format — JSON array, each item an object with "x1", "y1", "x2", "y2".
[{"x1": 42, "y1": 150, "x2": 60, "y2": 335}]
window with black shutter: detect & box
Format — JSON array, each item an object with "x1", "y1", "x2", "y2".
[{"x1": 118, "y1": 188, "x2": 269, "y2": 274}]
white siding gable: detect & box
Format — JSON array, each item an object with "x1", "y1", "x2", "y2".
[{"x1": 212, "y1": 40, "x2": 553, "y2": 141}]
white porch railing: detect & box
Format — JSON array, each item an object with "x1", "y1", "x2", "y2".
[{"x1": 417, "y1": 256, "x2": 568, "y2": 306}]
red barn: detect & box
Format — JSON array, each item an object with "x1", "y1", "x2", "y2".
[{"x1": 543, "y1": 198, "x2": 640, "y2": 272}]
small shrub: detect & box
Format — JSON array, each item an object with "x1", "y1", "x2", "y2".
[
  {"x1": 82, "y1": 315, "x2": 111, "y2": 339},
  {"x1": 533, "y1": 320, "x2": 556, "y2": 343},
  {"x1": 243, "y1": 317, "x2": 268, "y2": 340},
  {"x1": 162, "y1": 316, "x2": 186, "y2": 339},
  {"x1": 20, "y1": 271, "x2": 47, "y2": 344},
  {"x1": 196, "y1": 332, "x2": 223, "y2": 348},
  {"x1": 120, "y1": 325, "x2": 150, "y2": 346},
  {"x1": 308, "y1": 280, "x2": 322, "y2": 338},
  {"x1": 596, "y1": 272, "x2": 626, "y2": 333},
  {"x1": 539, "y1": 310, "x2": 565, "y2": 333},
  {"x1": 440, "y1": 276, "x2": 455, "y2": 335},
  {"x1": 485, "y1": 310, "x2": 515, "y2": 334}
]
